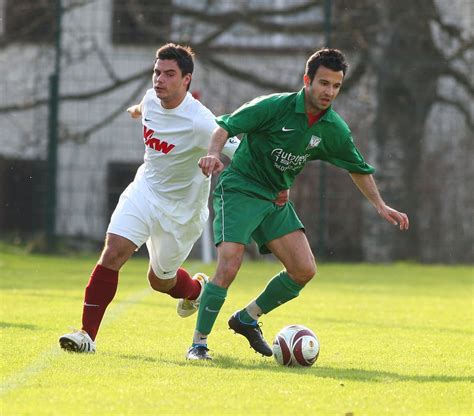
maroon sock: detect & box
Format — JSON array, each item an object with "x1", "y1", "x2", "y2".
[
  {"x1": 167, "y1": 268, "x2": 201, "y2": 300},
  {"x1": 81, "y1": 264, "x2": 118, "y2": 341}
]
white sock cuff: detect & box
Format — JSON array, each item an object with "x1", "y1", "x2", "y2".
[
  {"x1": 245, "y1": 300, "x2": 263, "y2": 321},
  {"x1": 193, "y1": 330, "x2": 208, "y2": 345}
]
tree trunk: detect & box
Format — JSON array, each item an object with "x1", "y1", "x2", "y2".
[{"x1": 364, "y1": 0, "x2": 443, "y2": 261}]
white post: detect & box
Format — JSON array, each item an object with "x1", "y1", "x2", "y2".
[{"x1": 201, "y1": 219, "x2": 213, "y2": 263}]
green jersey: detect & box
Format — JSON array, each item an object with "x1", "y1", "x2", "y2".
[{"x1": 216, "y1": 88, "x2": 374, "y2": 195}]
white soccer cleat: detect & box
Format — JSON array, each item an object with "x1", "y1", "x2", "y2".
[
  {"x1": 59, "y1": 329, "x2": 96, "y2": 353},
  {"x1": 177, "y1": 273, "x2": 209, "y2": 318}
]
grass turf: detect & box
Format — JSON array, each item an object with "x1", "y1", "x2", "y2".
[{"x1": 0, "y1": 248, "x2": 472, "y2": 415}]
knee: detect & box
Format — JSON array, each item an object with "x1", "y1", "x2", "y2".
[
  {"x1": 99, "y1": 235, "x2": 136, "y2": 270},
  {"x1": 289, "y1": 258, "x2": 317, "y2": 285},
  {"x1": 100, "y1": 247, "x2": 123, "y2": 270},
  {"x1": 213, "y1": 259, "x2": 241, "y2": 289},
  {"x1": 101, "y1": 246, "x2": 119, "y2": 262},
  {"x1": 100, "y1": 245, "x2": 129, "y2": 270}
]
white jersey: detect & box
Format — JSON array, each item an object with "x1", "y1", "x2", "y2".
[{"x1": 132, "y1": 89, "x2": 237, "y2": 229}]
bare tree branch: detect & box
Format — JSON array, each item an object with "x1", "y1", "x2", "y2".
[
  {"x1": 196, "y1": 24, "x2": 234, "y2": 46},
  {"x1": 201, "y1": 51, "x2": 365, "y2": 95},
  {"x1": 448, "y1": 38, "x2": 474, "y2": 61},
  {"x1": 432, "y1": 10, "x2": 464, "y2": 39},
  {"x1": 242, "y1": 17, "x2": 325, "y2": 34},
  {"x1": 172, "y1": 1, "x2": 324, "y2": 34},
  {"x1": 0, "y1": 68, "x2": 149, "y2": 113},
  {"x1": 339, "y1": 52, "x2": 369, "y2": 91},
  {"x1": 201, "y1": 55, "x2": 297, "y2": 92},
  {"x1": 93, "y1": 39, "x2": 120, "y2": 83},
  {"x1": 198, "y1": 45, "x2": 318, "y2": 54},
  {"x1": 442, "y1": 67, "x2": 474, "y2": 96},
  {"x1": 62, "y1": 77, "x2": 150, "y2": 143},
  {"x1": 435, "y1": 95, "x2": 474, "y2": 131}
]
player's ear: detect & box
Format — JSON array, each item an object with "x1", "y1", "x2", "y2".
[
  {"x1": 303, "y1": 74, "x2": 311, "y2": 87},
  {"x1": 184, "y1": 73, "x2": 192, "y2": 88}
]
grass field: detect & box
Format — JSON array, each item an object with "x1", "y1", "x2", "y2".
[{"x1": 0, "y1": 247, "x2": 472, "y2": 415}]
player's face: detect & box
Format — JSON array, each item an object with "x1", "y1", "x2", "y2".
[
  {"x1": 304, "y1": 65, "x2": 344, "y2": 113},
  {"x1": 153, "y1": 59, "x2": 191, "y2": 109}
]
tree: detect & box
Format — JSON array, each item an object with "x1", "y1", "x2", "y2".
[
  {"x1": 1, "y1": 0, "x2": 472, "y2": 261},
  {"x1": 345, "y1": 0, "x2": 472, "y2": 261}
]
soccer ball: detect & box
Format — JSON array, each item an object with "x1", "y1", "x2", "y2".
[{"x1": 272, "y1": 324, "x2": 320, "y2": 367}]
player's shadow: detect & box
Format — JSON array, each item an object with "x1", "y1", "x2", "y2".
[
  {"x1": 290, "y1": 365, "x2": 471, "y2": 384},
  {"x1": 213, "y1": 358, "x2": 472, "y2": 383},
  {"x1": 0, "y1": 321, "x2": 39, "y2": 330},
  {"x1": 113, "y1": 353, "x2": 471, "y2": 383}
]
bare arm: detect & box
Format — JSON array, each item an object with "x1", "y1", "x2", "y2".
[
  {"x1": 198, "y1": 126, "x2": 229, "y2": 177},
  {"x1": 350, "y1": 173, "x2": 409, "y2": 230}
]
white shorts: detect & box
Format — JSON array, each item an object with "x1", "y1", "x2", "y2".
[{"x1": 107, "y1": 182, "x2": 203, "y2": 279}]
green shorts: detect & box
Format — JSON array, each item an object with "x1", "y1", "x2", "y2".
[{"x1": 212, "y1": 170, "x2": 304, "y2": 254}]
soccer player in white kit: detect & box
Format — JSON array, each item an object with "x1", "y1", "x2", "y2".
[{"x1": 58, "y1": 44, "x2": 242, "y2": 353}]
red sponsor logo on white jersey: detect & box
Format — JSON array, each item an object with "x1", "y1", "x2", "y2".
[{"x1": 143, "y1": 126, "x2": 175, "y2": 154}]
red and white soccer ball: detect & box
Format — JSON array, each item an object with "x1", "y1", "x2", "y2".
[{"x1": 272, "y1": 325, "x2": 320, "y2": 367}]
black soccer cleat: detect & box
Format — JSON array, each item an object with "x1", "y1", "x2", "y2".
[
  {"x1": 228, "y1": 312, "x2": 273, "y2": 357},
  {"x1": 186, "y1": 345, "x2": 213, "y2": 360}
]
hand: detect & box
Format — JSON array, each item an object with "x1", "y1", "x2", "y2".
[
  {"x1": 126, "y1": 105, "x2": 142, "y2": 119},
  {"x1": 198, "y1": 155, "x2": 224, "y2": 177},
  {"x1": 377, "y1": 205, "x2": 409, "y2": 230},
  {"x1": 274, "y1": 189, "x2": 290, "y2": 206}
]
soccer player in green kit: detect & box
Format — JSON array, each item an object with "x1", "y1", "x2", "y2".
[{"x1": 186, "y1": 48, "x2": 409, "y2": 360}]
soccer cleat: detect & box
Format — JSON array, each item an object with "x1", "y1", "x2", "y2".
[
  {"x1": 228, "y1": 312, "x2": 273, "y2": 357},
  {"x1": 177, "y1": 272, "x2": 209, "y2": 318},
  {"x1": 186, "y1": 345, "x2": 212, "y2": 360},
  {"x1": 59, "y1": 329, "x2": 96, "y2": 353}
]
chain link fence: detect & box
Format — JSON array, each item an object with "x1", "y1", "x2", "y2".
[{"x1": 0, "y1": 0, "x2": 472, "y2": 263}]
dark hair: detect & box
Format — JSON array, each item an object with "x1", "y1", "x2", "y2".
[
  {"x1": 155, "y1": 43, "x2": 195, "y2": 90},
  {"x1": 305, "y1": 48, "x2": 348, "y2": 82}
]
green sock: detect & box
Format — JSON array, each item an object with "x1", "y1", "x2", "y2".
[
  {"x1": 196, "y1": 282, "x2": 227, "y2": 335},
  {"x1": 255, "y1": 271, "x2": 304, "y2": 314}
]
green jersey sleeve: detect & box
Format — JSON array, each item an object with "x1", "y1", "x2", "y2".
[
  {"x1": 324, "y1": 133, "x2": 375, "y2": 174},
  {"x1": 215, "y1": 95, "x2": 277, "y2": 137}
]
